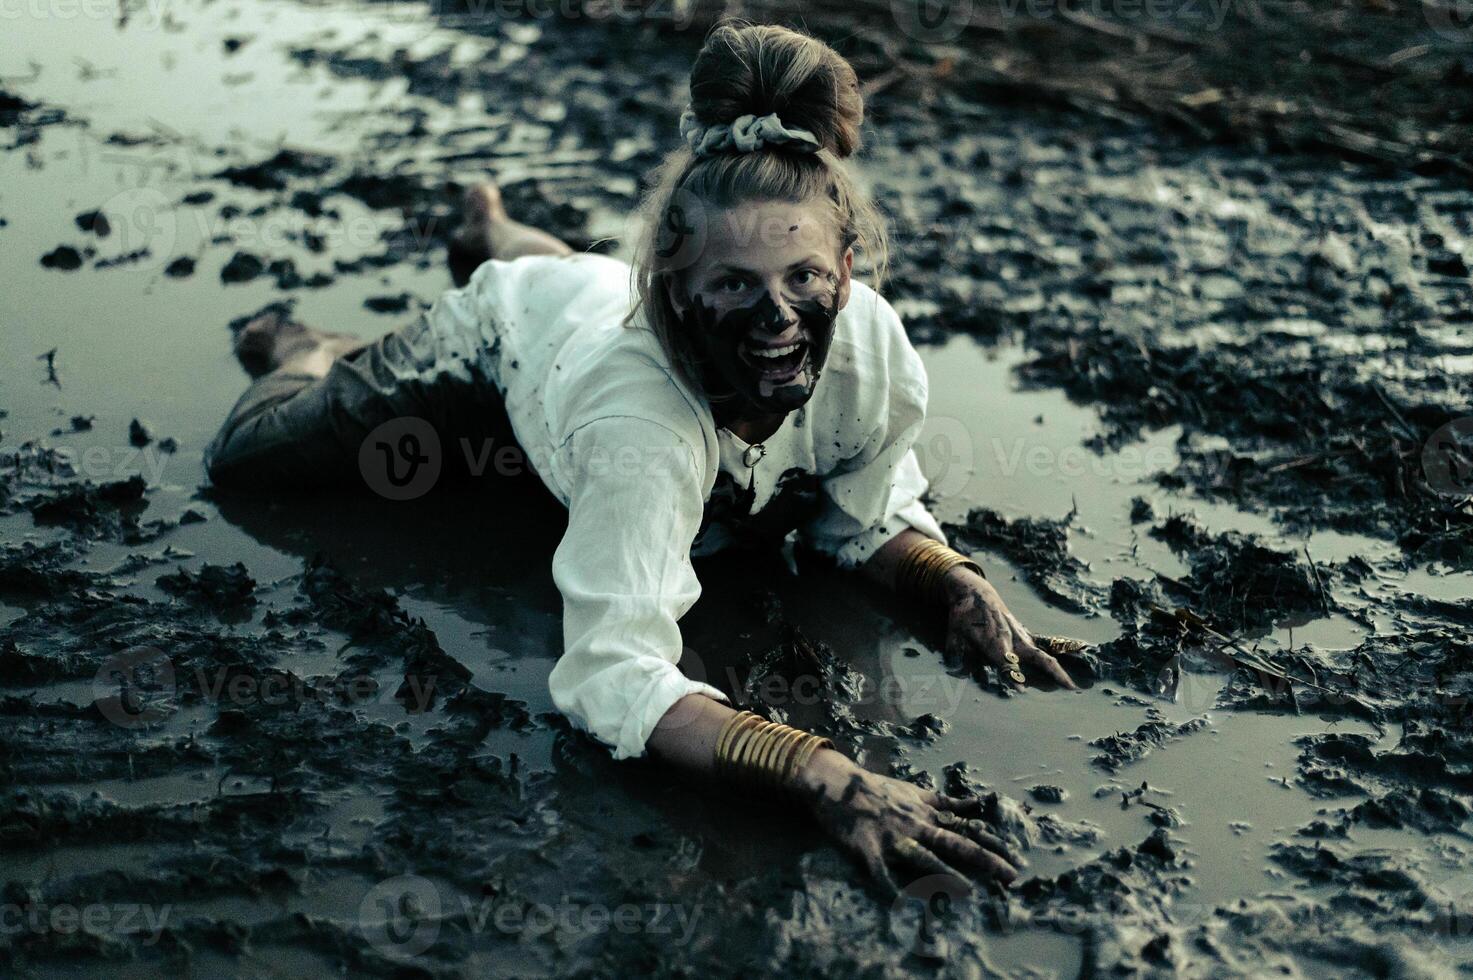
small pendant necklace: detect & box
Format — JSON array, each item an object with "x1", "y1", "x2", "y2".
[{"x1": 741, "y1": 442, "x2": 765, "y2": 490}]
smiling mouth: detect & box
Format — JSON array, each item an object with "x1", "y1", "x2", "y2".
[{"x1": 739, "y1": 340, "x2": 809, "y2": 383}]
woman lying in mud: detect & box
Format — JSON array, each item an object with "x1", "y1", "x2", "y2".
[{"x1": 206, "y1": 23, "x2": 1082, "y2": 892}]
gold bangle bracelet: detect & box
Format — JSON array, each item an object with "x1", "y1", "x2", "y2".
[
  {"x1": 715, "y1": 709, "x2": 757, "y2": 765},
  {"x1": 721, "y1": 715, "x2": 764, "y2": 781},
  {"x1": 716, "y1": 711, "x2": 760, "y2": 770},
  {"x1": 903, "y1": 538, "x2": 940, "y2": 596},
  {"x1": 731, "y1": 718, "x2": 767, "y2": 775},
  {"x1": 770, "y1": 728, "x2": 807, "y2": 788},
  {"x1": 751, "y1": 722, "x2": 781, "y2": 785},
  {"x1": 914, "y1": 543, "x2": 942, "y2": 598},
  {"x1": 896, "y1": 538, "x2": 985, "y2": 607},
  {"x1": 769, "y1": 727, "x2": 803, "y2": 786},
  {"x1": 744, "y1": 722, "x2": 779, "y2": 787},
  {"x1": 924, "y1": 550, "x2": 967, "y2": 599},
  {"x1": 787, "y1": 734, "x2": 819, "y2": 783},
  {"x1": 892, "y1": 536, "x2": 931, "y2": 596},
  {"x1": 914, "y1": 542, "x2": 943, "y2": 595},
  {"x1": 745, "y1": 721, "x2": 779, "y2": 775},
  {"x1": 786, "y1": 733, "x2": 834, "y2": 799},
  {"x1": 713, "y1": 711, "x2": 836, "y2": 795}
]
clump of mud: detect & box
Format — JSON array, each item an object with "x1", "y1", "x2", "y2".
[
  {"x1": 1149, "y1": 513, "x2": 1330, "y2": 629},
  {"x1": 947, "y1": 506, "x2": 1106, "y2": 614}
]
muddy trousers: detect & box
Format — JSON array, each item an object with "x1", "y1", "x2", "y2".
[{"x1": 204, "y1": 312, "x2": 519, "y2": 493}]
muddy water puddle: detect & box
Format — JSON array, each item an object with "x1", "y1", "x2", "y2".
[{"x1": 4, "y1": 0, "x2": 1472, "y2": 976}]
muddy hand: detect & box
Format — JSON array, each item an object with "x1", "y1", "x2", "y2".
[
  {"x1": 793, "y1": 749, "x2": 1022, "y2": 895},
  {"x1": 940, "y1": 569, "x2": 1078, "y2": 691}
]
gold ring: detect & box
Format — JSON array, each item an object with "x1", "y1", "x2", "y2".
[{"x1": 895, "y1": 836, "x2": 924, "y2": 858}]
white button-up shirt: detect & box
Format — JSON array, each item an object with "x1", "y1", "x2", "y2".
[{"x1": 427, "y1": 253, "x2": 946, "y2": 758}]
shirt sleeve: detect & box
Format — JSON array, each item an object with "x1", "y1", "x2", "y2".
[
  {"x1": 801, "y1": 292, "x2": 948, "y2": 568},
  {"x1": 546, "y1": 414, "x2": 729, "y2": 759}
]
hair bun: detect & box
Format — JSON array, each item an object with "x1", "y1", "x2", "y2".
[{"x1": 687, "y1": 23, "x2": 864, "y2": 160}]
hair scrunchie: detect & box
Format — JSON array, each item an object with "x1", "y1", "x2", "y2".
[{"x1": 679, "y1": 107, "x2": 823, "y2": 158}]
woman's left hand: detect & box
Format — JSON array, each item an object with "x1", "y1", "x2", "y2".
[{"x1": 941, "y1": 568, "x2": 1078, "y2": 691}]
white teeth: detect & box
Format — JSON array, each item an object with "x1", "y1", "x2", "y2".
[{"x1": 748, "y1": 342, "x2": 801, "y2": 359}]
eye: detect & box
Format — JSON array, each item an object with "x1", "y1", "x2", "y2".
[
  {"x1": 791, "y1": 268, "x2": 821, "y2": 287},
  {"x1": 714, "y1": 276, "x2": 749, "y2": 293}
]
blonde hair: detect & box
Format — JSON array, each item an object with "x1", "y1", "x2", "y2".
[{"x1": 628, "y1": 22, "x2": 889, "y2": 398}]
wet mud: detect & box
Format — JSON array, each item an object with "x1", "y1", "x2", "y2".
[{"x1": 3, "y1": 1, "x2": 1472, "y2": 977}]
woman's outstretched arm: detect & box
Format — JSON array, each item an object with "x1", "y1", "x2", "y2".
[
  {"x1": 789, "y1": 290, "x2": 1077, "y2": 688},
  {"x1": 645, "y1": 693, "x2": 1021, "y2": 893},
  {"x1": 546, "y1": 410, "x2": 1020, "y2": 890},
  {"x1": 863, "y1": 528, "x2": 1078, "y2": 689}
]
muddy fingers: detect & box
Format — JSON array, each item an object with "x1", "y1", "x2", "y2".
[
  {"x1": 890, "y1": 835, "x2": 974, "y2": 893},
  {"x1": 926, "y1": 791, "x2": 989, "y2": 820},
  {"x1": 1021, "y1": 642, "x2": 1079, "y2": 690},
  {"x1": 990, "y1": 619, "x2": 1028, "y2": 690},
  {"x1": 864, "y1": 847, "x2": 902, "y2": 899},
  {"x1": 915, "y1": 824, "x2": 1018, "y2": 885},
  {"x1": 932, "y1": 809, "x2": 1025, "y2": 868}
]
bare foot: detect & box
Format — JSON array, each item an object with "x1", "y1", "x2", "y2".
[
  {"x1": 448, "y1": 179, "x2": 572, "y2": 286},
  {"x1": 464, "y1": 181, "x2": 509, "y2": 230},
  {"x1": 448, "y1": 182, "x2": 506, "y2": 286},
  {"x1": 233, "y1": 308, "x2": 363, "y2": 379}
]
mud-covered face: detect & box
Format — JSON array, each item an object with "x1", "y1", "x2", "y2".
[
  {"x1": 670, "y1": 199, "x2": 852, "y2": 420},
  {"x1": 684, "y1": 285, "x2": 839, "y2": 416}
]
